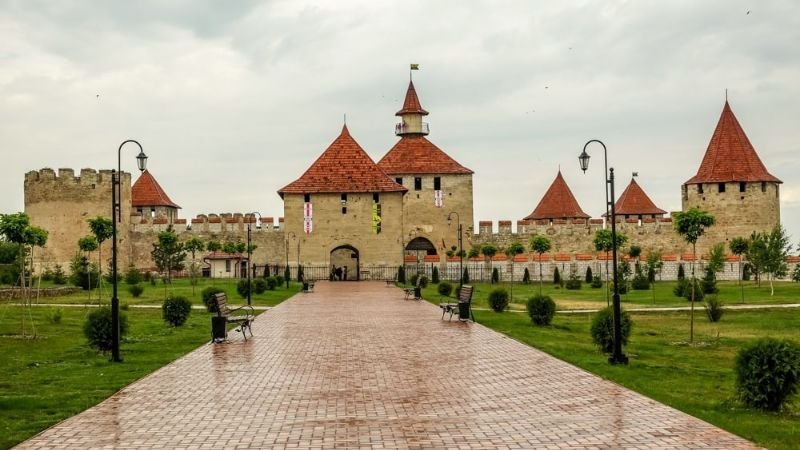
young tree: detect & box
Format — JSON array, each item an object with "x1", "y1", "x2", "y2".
[
  {"x1": 749, "y1": 225, "x2": 792, "y2": 296},
  {"x1": 184, "y1": 237, "x2": 205, "y2": 295},
  {"x1": 206, "y1": 240, "x2": 221, "y2": 252},
  {"x1": 529, "y1": 235, "x2": 551, "y2": 296},
  {"x1": 729, "y1": 236, "x2": 749, "y2": 303},
  {"x1": 673, "y1": 207, "x2": 715, "y2": 343},
  {"x1": 481, "y1": 243, "x2": 499, "y2": 282},
  {"x1": 87, "y1": 216, "x2": 112, "y2": 292},
  {"x1": 645, "y1": 250, "x2": 663, "y2": 303},
  {"x1": 504, "y1": 242, "x2": 525, "y2": 301},
  {"x1": 0, "y1": 213, "x2": 48, "y2": 300},
  {"x1": 151, "y1": 226, "x2": 187, "y2": 285},
  {"x1": 593, "y1": 229, "x2": 628, "y2": 306},
  {"x1": 702, "y1": 243, "x2": 726, "y2": 294},
  {"x1": 628, "y1": 245, "x2": 642, "y2": 274},
  {"x1": 78, "y1": 235, "x2": 99, "y2": 301}
]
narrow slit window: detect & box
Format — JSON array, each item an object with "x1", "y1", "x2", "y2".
[
  {"x1": 304, "y1": 193, "x2": 310, "y2": 202},
  {"x1": 373, "y1": 193, "x2": 379, "y2": 203},
  {"x1": 414, "y1": 177, "x2": 422, "y2": 191},
  {"x1": 718, "y1": 183, "x2": 725, "y2": 193},
  {"x1": 341, "y1": 193, "x2": 347, "y2": 204},
  {"x1": 697, "y1": 184, "x2": 704, "y2": 194},
  {"x1": 434, "y1": 177, "x2": 441, "y2": 190},
  {"x1": 761, "y1": 182, "x2": 767, "y2": 192},
  {"x1": 739, "y1": 182, "x2": 746, "y2": 192}
]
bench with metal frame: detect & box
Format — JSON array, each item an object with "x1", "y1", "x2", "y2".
[
  {"x1": 303, "y1": 280, "x2": 315, "y2": 293},
  {"x1": 439, "y1": 285, "x2": 474, "y2": 321},
  {"x1": 404, "y1": 276, "x2": 423, "y2": 300},
  {"x1": 212, "y1": 292, "x2": 255, "y2": 342}
]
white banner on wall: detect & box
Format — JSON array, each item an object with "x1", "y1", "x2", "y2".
[
  {"x1": 434, "y1": 190, "x2": 443, "y2": 207},
  {"x1": 303, "y1": 202, "x2": 312, "y2": 234}
]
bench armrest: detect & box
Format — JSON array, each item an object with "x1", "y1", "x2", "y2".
[{"x1": 228, "y1": 304, "x2": 255, "y2": 316}]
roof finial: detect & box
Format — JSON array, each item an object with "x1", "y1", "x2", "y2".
[
  {"x1": 344, "y1": 113, "x2": 347, "y2": 125},
  {"x1": 725, "y1": 88, "x2": 728, "y2": 102}
]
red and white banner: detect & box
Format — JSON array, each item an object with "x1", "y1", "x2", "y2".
[
  {"x1": 303, "y1": 202, "x2": 312, "y2": 234},
  {"x1": 434, "y1": 190, "x2": 443, "y2": 208}
]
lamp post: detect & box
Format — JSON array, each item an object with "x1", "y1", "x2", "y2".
[
  {"x1": 285, "y1": 231, "x2": 296, "y2": 288},
  {"x1": 579, "y1": 139, "x2": 628, "y2": 365},
  {"x1": 111, "y1": 140, "x2": 148, "y2": 363},
  {"x1": 246, "y1": 212, "x2": 261, "y2": 306},
  {"x1": 447, "y1": 212, "x2": 463, "y2": 288}
]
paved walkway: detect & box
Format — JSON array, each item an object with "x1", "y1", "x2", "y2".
[{"x1": 16, "y1": 282, "x2": 759, "y2": 449}]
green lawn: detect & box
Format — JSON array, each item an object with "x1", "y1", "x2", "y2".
[
  {"x1": 0, "y1": 279, "x2": 298, "y2": 450},
  {"x1": 420, "y1": 284, "x2": 800, "y2": 450}
]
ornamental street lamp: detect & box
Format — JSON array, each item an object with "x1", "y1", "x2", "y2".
[
  {"x1": 285, "y1": 231, "x2": 296, "y2": 288},
  {"x1": 246, "y1": 212, "x2": 262, "y2": 306},
  {"x1": 111, "y1": 139, "x2": 147, "y2": 362},
  {"x1": 579, "y1": 139, "x2": 628, "y2": 365},
  {"x1": 447, "y1": 212, "x2": 463, "y2": 288}
]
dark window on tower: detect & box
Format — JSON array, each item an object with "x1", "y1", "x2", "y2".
[
  {"x1": 718, "y1": 183, "x2": 725, "y2": 193},
  {"x1": 761, "y1": 182, "x2": 767, "y2": 193},
  {"x1": 342, "y1": 207, "x2": 347, "y2": 214},
  {"x1": 697, "y1": 184, "x2": 704, "y2": 194},
  {"x1": 434, "y1": 177, "x2": 441, "y2": 190},
  {"x1": 395, "y1": 177, "x2": 402, "y2": 185},
  {"x1": 373, "y1": 193, "x2": 379, "y2": 203},
  {"x1": 739, "y1": 182, "x2": 746, "y2": 192},
  {"x1": 304, "y1": 193, "x2": 310, "y2": 202},
  {"x1": 341, "y1": 193, "x2": 347, "y2": 204},
  {"x1": 414, "y1": 177, "x2": 422, "y2": 191}
]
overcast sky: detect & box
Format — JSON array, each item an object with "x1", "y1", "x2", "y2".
[{"x1": 2, "y1": 0, "x2": 799, "y2": 249}]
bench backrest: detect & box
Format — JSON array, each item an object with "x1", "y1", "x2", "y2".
[
  {"x1": 214, "y1": 293, "x2": 231, "y2": 317},
  {"x1": 458, "y1": 285, "x2": 474, "y2": 303}
]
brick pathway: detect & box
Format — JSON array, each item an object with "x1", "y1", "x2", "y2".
[{"x1": 16, "y1": 281, "x2": 759, "y2": 449}]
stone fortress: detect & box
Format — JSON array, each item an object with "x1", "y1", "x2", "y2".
[{"x1": 23, "y1": 75, "x2": 790, "y2": 281}]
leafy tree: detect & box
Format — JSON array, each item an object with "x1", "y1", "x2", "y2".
[
  {"x1": 504, "y1": 242, "x2": 525, "y2": 300},
  {"x1": 673, "y1": 207, "x2": 715, "y2": 343},
  {"x1": 730, "y1": 236, "x2": 749, "y2": 303},
  {"x1": 150, "y1": 226, "x2": 186, "y2": 285},
  {"x1": 529, "y1": 235, "x2": 551, "y2": 295},
  {"x1": 628, "y1": 245, "x2": 642, "y2": 274},
  {"x1": 78, "y1": 235, "x2": 99, "y2": 302},
  {"x1": 0, "y1": 213, "x2": 48, "y2": 309},
  {"x1": 184, "y1": 237, "x2": 205, "y2": 295},
  {"x1": 594, "y1": 228, "x2": 628, "y2": 307},
  {"x1": 87, "y1": 216, "x2": 112, "y2": 291},
  {"x1": 480, "y1": 243, "x2": 499, "y2": 282},
  {"x1": 702, "y1": 243, "x2": 726, "y2": 294},
  {"x1": 749, "y1": 225, "x2": 792, "y2": 296},
  {"x1": 467, "y1": 246, "x2": 481, "y2": 259},
  {"x1": 206, "y1": 240, "x2": 221, "y2": 252}
]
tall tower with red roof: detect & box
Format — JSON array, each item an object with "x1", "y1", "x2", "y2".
[
  {"x1": 378, "y1": 78, "x2": 474, "y2": 261},
  {"x1": 682, "y1": 101, "x2": 781, "y2": 241},
  {"x1": 131, "y1": 170, "x2": 181, "y2": 222}
]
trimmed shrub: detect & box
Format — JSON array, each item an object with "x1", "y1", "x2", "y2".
[
  {"x1": 432, "y1": 266, "x2": 440, "y2": 284},
  {"x1": 52, "y1": 264, "x2": 68, "y2": 285},
  {"x1": 735, "y1": 338, "x2": 800, "y2": 411},
  {"x1": 553, "y1": 267, "x2": 561, "y2": 284},
  {"x1": 162, "y1": 296, "x2": 192, "y2": 327},
  {"x1": 84, "y1": 307, "x2": 129, "y2": 352},
  {"x1": 491, "y1": 267, "x2": 499, "y2": 284},
  {"x1": 704, "y1": 295, "x2": 724, "y2": 322},
  {"x1": 701, "y1": 267, "x2": 719, "y2": 294},
  {"x1": 590, "y1": 276, "x2": 603, "y2": 289},
  {"x1": 125, "y1": 266, "x2": 142, "y2": 285},
  {"x1": 237, "y1": 279, "x2": 251, "y2": 298},
  {"x1": 253, "y1": 278, "x2": 267, "y2": 294},
  {"x1": 677, "y1": 263, "x2": 686, "y2": 280},
  {"x1": 49, "y1": 308, "x2": 63, "y2": 324},
  {"x1": 488, "y1": 288, "x2": 509, "y2": 312},
  {"x1": 631, "y1": 274, "x2": 650, "y2": 290},
  {"x1": 743, "y1": 263, "x2": 752, "y2": 281},
  {"x1": 284, "y1": 266, "x2": 290, "y2": 283},
  {"x1": 128, "y1": 284, "x2": 144, "y2": 298},
  {"x1": 565, "y1": 274, "x2": 582, "y2": 290},
  {"x1": 410, "y1": 274, "x2": 429, "y2": 288},
  {"x1": 201, "y1": 286, "x2": 225, "y2": 312},
  {"x1": 585, "y1": 267, "x2": 593, "y2": 283},
  {"x1": 462, "y1": 268, "x2": 470, "y2": 284},
  {"x1": 266, "y1": 276, "x2": 278, "y2": 290},
  {"x1": 398, "y1": 266, "x2": 406, "y2": 284},
  {"x1": 438, "y1": 281, "x2": 453, "y2": 297},
  {"x1": 275, "y1": 275, "x2": 284, "y2": 287},
  {"x1": 527, "y1": 295, "x2": 556, "y2": 326},
  {"x1": 590, "y1": 306, "x2": 632, "y2": 354},
  {"x1": 522, "y1": 267, "x2": 530, "y2": 284}
]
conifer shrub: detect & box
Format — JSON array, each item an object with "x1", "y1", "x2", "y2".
[
  {"x1": 704, "y1": 295, "x2": 724, "y2": 322},
  {"x1": 590, "y1": 276, "x2": 603, "y2": 289},
  {"x1": 488, "y1": 288, "x2": 509, "y2": 312},
  {"x1": 125, "y1": 266, "x2": 142, "y2": 285},
  {"x1": 735, "y1": 338, "x2": 800, "y2": 411},
  {"x1": 52, "y1": 264, "x2": 68, "y2": 285},
  {"x1": 462, "y1": 268, "x2": 470, "y2": 284},
  {"x1": 253, "y1": 278, "x2": 267, "y2": 294},
  {"x1": 397, "y1": 266, "x2": 406, "y2": 284},
  {"x1": 438, "y1": 281, "x2": 453, "y2": 297},
  {"x1": 284, "y1": 266, "x2": 290, "y2": 283},
  {"x1": 41, "y1": 266, "x2": 54, "y2": 281},
  {"x1": 677, "y1": 263, "x2": 685, "y2": 280},
  {"x1": 84, "y1": 307, "x2": 129, "y2": 352},
  {"x1": 674, "y1": 278, "x2": 704, "y2": 302},
  {"x1": 565, "y1": 274, "x2": 582, "y2": 290},
  {"x1": 431, "y1": 266, "x2": 440, "y2": 284},
  {"x1": 522, "y1": 267, "x2": 530, "y2": 284},
  {"x1": 701, "y1": 267, "x2": 719, "y2": 294},
  {"x1": 553, "y1": 267, "x2": 561, "y2": 284},
  {"x1": 585, "y1": 267, "x2": 593, "y2": 283},
  {"x1": 162, "y1": 296, "x2": 192, "y2": 327},
  {"x1": 128, "y1": 284, "x2": 144, "y2": 298},
  {"x1": 590, "y1": 306, "x2": 632, "y2": 354},
  {"x1": 201, "y1": 286, "x2": 225, "y2": 312},
  {"x1": 526, "y1": 295, "x2": 556, "y2": 325},
  {"x1": 491, "y1": 267, "x2": 499, "y2": 284}
]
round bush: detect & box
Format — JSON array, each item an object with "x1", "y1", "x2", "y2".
[
  {"x1": 253, "y1": 278, "x2": 267, "y2": 294},
  {"x1": 565, "y1": 276, "x2": 582, "y2": 290},
  {"x1": 236, "y1": 279, "x2": 251, "y2": 298},
  {"x1": 488, "y1": 288, "x2": 509, "y2": 312},
  {"x1": 590, "y1": 306, "x2": 632, "y2": 354},
  {"x1": 128, "y1": 284, "x2": 144, "y2": 298},
  {"x1": 201, "y1": 286, "x2": 225, "y2": 312},
  {"x1": 438, "y1": 281, "x2": 453, "y2": 297},
  {"x1": 526, "y1": 295, "x2": 555, "y2": 326},
  {"x1": 736, "y1": 338, "x2": 800, "y2": 411},
  {"x1": 162, "y1": 296, "x2": 192, "y2": 327},
  {"x1": 275, "y1": 275, "x2": 284, "y2": 287},
  {"x1": 83, "y1": 307, "x2": 129, "y2": 352},
  {"x1": 266, "y1": 276, "x2": 278, "y2": 290},
  {"x1": 590, "y1": 276, "x2": 603, "y2": 289}
]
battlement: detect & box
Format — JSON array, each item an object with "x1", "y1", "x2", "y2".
[
  {"x1": 25, "y1": 167, "x2": 130, "y2": 205},
  {"x1": 130, "y1": 213, "x2": 284, "y2": 234},
  {"x1": 25, "y1": 167, "x2": 121, "y2": 186}
]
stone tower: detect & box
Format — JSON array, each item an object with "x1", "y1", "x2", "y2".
[
  {"x1": 682, "y1": 101, "x2": 782, "y2": 245},
  {"x1": 131, "y1": 170, "x2": 181, "y2": 223},
  {"x1": 377, "y1": 79, "x2": 474, "y2": 262},
  {"x1": 524, "y1": 170, "x2": 589, "y2": 225}
]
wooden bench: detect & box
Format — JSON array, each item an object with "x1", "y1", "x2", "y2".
[
  {"x1": 439, "y1": 285, "x2": 474, "y2": 322},
  {"x1": 404, "y1": 276, "x2": 423, "y2": 300},
  {"x1": 385, "y1": 272, "x2": 398, "y2": 286},
  {"x1": 212, "y1": 293, "x2": 255, "y2": 342},
  {"x1": 303, "y1": 280, "x2": 315, "y2": 293}
]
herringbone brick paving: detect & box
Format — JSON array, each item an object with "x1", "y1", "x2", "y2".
[{"x1": 16, "y1": 281, "x2": 759, "y2": 449}]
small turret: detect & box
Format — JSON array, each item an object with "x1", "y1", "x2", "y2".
[{"x1": 395, "y1": 81, "x2": 429, "y2": 136}]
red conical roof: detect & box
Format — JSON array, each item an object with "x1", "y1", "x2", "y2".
[
  {"x1": 685, "y1": 101, "x2": 781, "y2": 185},
  {"x1": 611, "y1": 178, "x2": 666, "y2": 216},
  {"x1": 395, "y1": 81, "x2": 429, "y2": 116},
  {"x1": 524, "y1": 171, "x2": 589, "y2": 220},
  {"x1": 278, "y1": 125, "x2": 406, "y2": 196},
  {"x1": 377, "y1": 136, "x2": 473, "y2": 175},
  {"x1": 132, "y1": 170, "x2": 180, "y2": 208}
]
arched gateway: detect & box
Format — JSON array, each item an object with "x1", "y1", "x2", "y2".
[{"x1": 330, "y1": 245, "x2": 359, "y2": 281}]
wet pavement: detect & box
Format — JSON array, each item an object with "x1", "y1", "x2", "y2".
[{"x1": 16, "y1": 281, "x2": 759, "y2": 449}]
